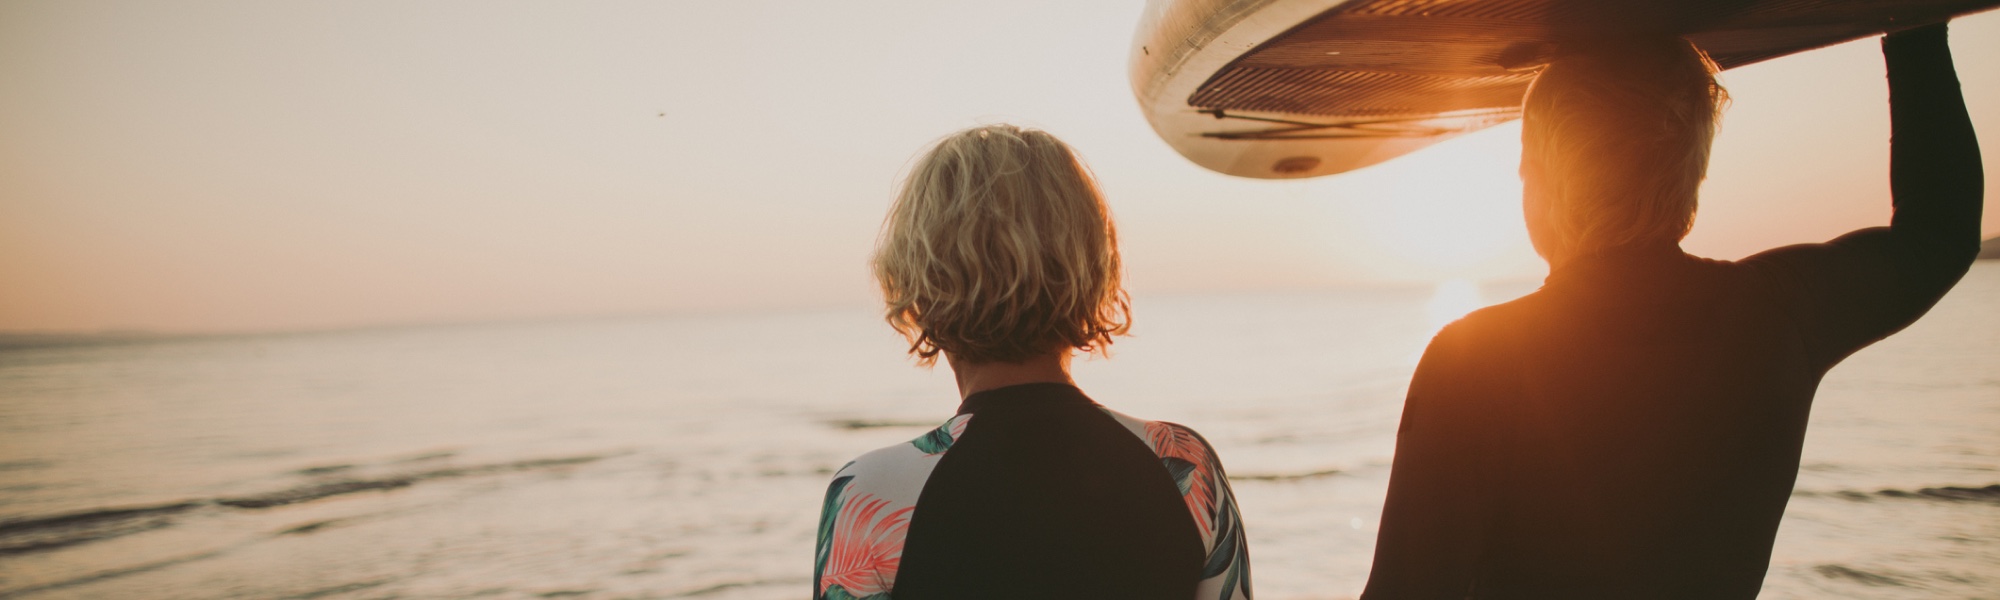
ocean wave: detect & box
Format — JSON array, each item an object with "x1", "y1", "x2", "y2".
[
  {"x1": 0, "y1": 453, "x2": 616, "y2": 558},
  {"x1": 823, "y1": 418, "x2": 938, "y2": 430},
  {"x1": 0, "y1": 501, "x2": 202, "y2": 555},
  {"x1": 665, "y1": 577, "x2": 807, "y2": 598},
  {"x1": 1813, "y1": 564, "x2": 1907, "y2": 587},
  {"x1": 216, "y1": 479, "x2": 417, "y2": 509},
  {"x1": 275, "y1": 578, "x2": 396, "y2": 600},
  {"x1": 221, "y1": 454, "x2": 612, "y2": 509},
  {"x1": 1230, "y1": 468, "x2": 1343, "y2": 482},
  {"x1": 291, "y1": 463, "x2": 357, "y2": 476},
  {"x1": 1797, "y1": 483, "x2": 2000, "y2": 504},
  {"x1": 2, "y1": 545, "x2": 242, "y2": 596},
  {"x1": 0, "y1": 459, "x2": 52, "y2": 472}
]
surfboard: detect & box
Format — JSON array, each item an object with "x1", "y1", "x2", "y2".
[{"x1": 1132, "y1": 0, "x2": 2000, "y2": 179}]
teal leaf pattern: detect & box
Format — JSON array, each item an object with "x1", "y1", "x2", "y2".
[
  {"x1": 813, "y1": 472, "x2": 854, "y2": 599},
  {"x1": 1139, "y1": 418, "x2": 1252, "y2": 600},
  {"x1": 908, "y1": 415, "x2": 968, "y2": 455},
  {"x1": 1163, "y1": 457, "x2": 1199, "y2": 496},
  {"x1": 820, "y1": 584, "x2": 893, "y2": 600},
  {"x1": 1205, "y1": 487, "x2": 1252, "y2": 600},
  {"x1": 910, "y1": 426, "x2": 952, "y2": 455},
  {"x1": 1202, "y1": 488, "x2": 1238, "y2": 579}
]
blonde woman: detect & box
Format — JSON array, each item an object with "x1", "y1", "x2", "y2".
[{"x1": 812, "y1": 125, "x2": 1251, "y2": 600}]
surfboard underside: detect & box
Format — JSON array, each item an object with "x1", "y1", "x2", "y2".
[{"x1": 1135, "y1": 0, "x2": 2000, "y2": 179}]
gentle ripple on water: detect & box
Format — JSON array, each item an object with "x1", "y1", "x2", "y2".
[{"x1": 1, "y1": 264, "x2": 1996, "y2": 599}]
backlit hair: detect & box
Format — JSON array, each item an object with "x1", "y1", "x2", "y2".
[
  {"x1": 1520, "y1": 37, "x2": 1728, "y2": 257},
  {"x1": 872, "y1": 125, "x2": 1130, "y2": 365}
]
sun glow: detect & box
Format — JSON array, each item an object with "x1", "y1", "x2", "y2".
[
  {"x1": 1425, "y1": 278, "x2": 1486, "y2": 333},
  {"x1": 1328, "y1": 123, "x2": 1540, "y2": 282}
]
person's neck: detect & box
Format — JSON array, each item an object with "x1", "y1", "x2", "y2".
[
  {"x1": 1548, "y1": 239, "x2": 1683, "y2": 272},
  {"x1": 945, "y1": 351, "x2": 1074, "y2": 399}
]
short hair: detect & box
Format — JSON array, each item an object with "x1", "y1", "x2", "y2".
[
  {"x1": 872, "y1": 125, "x2": 1131, "y2": 365},
  {"x1": 1520, "y1": 37, "x2": 1728, "y2": 257}
]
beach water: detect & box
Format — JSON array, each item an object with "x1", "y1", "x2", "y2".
[{"x1": 2, "y1": 264, "x2": 1996, "y2": 599}]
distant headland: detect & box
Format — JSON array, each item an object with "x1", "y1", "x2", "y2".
[{"x1": 1982, "y1": 236, "x2": 2000, "y2": 260}]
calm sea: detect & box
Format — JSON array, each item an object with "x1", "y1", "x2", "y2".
[{"x1": 3, "y1": 264, "x2": 1996, "y2": 600}]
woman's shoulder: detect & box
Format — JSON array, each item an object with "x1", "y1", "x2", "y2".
[
  {"x1": 1096, "y1": 407, "x2": 1225, "y2": 465},
  {"x1": 829, "y1": 414, "x2": 973, "y2": 494},
  {"x1": 1096, "y1": 407, "x2": 1252, "y2": 599},
  {"x1": 814, "y1": 414, "x2": 975, "y2": 599}
]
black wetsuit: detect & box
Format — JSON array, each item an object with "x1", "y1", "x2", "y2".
[
  {"x1": 1361, "y1": 27, "x2": 1982, "y2": 599},
  {"x1": 814, "y1": 383, "x2": 1252, "y2": 600}
]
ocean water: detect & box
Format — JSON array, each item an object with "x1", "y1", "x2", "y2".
[{"x1": 2, "y1": 264, "x2": 1995, "y2": 600}]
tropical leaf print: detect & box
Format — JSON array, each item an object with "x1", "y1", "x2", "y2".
[
  {"x1": 1202, "y1": 496, "x2": 1235, "y2": 580},
  {"x1": 819, "y1": 584, "x2": 893, "y2": 600},
  {"x1": 813, "y1": 473, "x2": 854, "y2": 598},
  {"x1": 1138, "y1": 418, "x2": 1252, "y2": 600},
  {"x1": 1199, "y1": 485, "x2": 1253, "y2": 600},
  {"x1": 909, "y1": 414, "x2": 971, "y2": 455},
  {"x1": 818, "y1": 493, "x2": 915, "y2": 598},
  {"x1": 1146, "y1": 421, "x2": 1220, "y2": 538},
  {"x1": 910, "y1": 427, "x2": 952, "y2": 455},
  {"x1": 1162, "y1": 457, "x2": 1199, "y2": 496}
]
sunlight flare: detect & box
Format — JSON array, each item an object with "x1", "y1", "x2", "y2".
[{"x1": 1425, "y1": 278, "x2": 1485, "y2": 333}]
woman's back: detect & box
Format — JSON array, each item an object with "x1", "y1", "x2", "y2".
[{"x1": 814, "y1": 383, "x2": 1249, "y2": 600}]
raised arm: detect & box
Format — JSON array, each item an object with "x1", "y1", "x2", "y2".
[
  {"x1": 1360, "y1": 324, "x2": 1504, "y2": 599},
  {"x1": 1744, "y1": 22, "x2": 1983, "y2": 368},
  {"x1": 1885, "y1": 23, "x2": 1984, "y2": 263}
]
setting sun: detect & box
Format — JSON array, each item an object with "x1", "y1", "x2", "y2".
[
  {"x1": 1370, "y1": 137, "x2": 1531, "y2": 271},
  {"x1": 1425, "y1": 278, "x2": 1486, "y2": 333},
  {"x1": 1314, "y1": 123, "x2": 1543, "y2": 284}
]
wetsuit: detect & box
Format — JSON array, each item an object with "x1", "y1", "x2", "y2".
[
  {"x1": 813, "y1": 382, "x2": 1252, "y2": 600},
  {"x1": 1361, "y1": 27, "x2": 1982, "y2": 599}
]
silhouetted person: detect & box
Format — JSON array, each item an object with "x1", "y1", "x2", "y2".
[{"x1": 1361, "y1": 24, "x2": 1981, "y2": 599}]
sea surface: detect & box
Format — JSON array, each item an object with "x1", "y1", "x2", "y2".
[{"x1": 2, "y1": 264, "x2": 1996, "y2": 600}]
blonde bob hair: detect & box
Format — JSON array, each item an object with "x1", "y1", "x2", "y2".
[
  {"x1": 872, "y1": 124, "x2": 1130, "y2": 365},
  {"x1": 1521, "y1": 37, "x2": 1728, "y2": 258}
]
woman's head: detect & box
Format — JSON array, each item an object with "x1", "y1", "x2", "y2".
[
  {"x1": 1519, "y1": 37, "x2": 1728, "y2": 264},
  {"x1": 873, "y1": 124, "x2": 1130, "y2": 365}
]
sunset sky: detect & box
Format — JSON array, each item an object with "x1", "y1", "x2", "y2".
[{"x1": 3, "y1": 1, "x2": 1998, "y2": 334}]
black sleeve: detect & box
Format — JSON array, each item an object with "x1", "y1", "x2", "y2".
[
  {"x1": 1360, "y1": 324, "x2": 1503, "y2": 599},
  {"x1": 1741, "y1": 23, "x2": 1983, "y2": 369}
]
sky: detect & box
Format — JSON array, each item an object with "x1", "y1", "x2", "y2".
[{"x1": 2, "y1": 1, "x2": 1998, "y2": 334}]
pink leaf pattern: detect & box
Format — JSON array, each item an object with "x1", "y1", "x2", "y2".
[
  {"x1": 819, "y1": 493, "x2": 914, "y2": 597},
  {"x1": 1146, "y1": 421, "x2": 1219, "y2": 539}
]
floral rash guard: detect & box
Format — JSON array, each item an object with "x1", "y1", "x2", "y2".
[{"x1": 813, "y1": 383, "x2": 1251, "y2": 600}]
